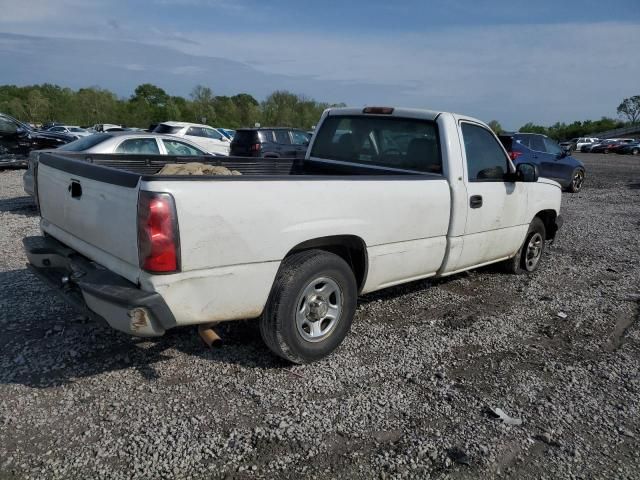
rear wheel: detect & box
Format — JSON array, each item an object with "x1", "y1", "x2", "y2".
[
  {"x1": 603, "y1": 148, "x2": 610, "y2": 154},
  {"x1": 632, "y1": 148, "x2": 639, "y2": 156},
  {"x1": 503, "y1": 218, "x2": 546, "y2": 274},
  {"x1": 260, "y1": 250, "x2": 357, "y2": 364},
  {"x1": 568, "y1": 168, "x2": 585, "y2": 193}
]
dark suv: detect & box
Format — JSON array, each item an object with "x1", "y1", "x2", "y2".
[
  {"x1": 499, "y1": 132, "x2": 585, "y2": 193},
  {"x1": 0, "y1": 113, "x2": 76, "y2": 168},
  {"x1": 230, "y1": 128, "x2": 311, "y2": 158}
]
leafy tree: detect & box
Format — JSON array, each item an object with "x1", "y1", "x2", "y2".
[
  {"x1": 190, "y1": 85, "x2": 216, "y2": 124},
  {"x1": 519, "y1": 122, "x2": 547, "y2": 135},
  {"x1": 617, "y1": 95, "x2": 640, "y2": 124},
  {"x1": 487, "y1": 120, "x2": 503, "y2": 134}
]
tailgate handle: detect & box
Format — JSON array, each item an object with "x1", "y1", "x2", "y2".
[{"x1": 69, "y1": 181, "x2": 82, "y2": 199}]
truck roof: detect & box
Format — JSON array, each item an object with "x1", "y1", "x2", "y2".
[{"x1": 326, "y1": 107, "x2": 442, "y2": 122}]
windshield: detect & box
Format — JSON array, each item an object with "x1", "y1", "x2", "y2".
[
  {"x1": 58, "y1": 134, "x2": 110, "y2": 151},
  {"x1": 310, "y1": 115, "x2": 442, "y2": 173}
]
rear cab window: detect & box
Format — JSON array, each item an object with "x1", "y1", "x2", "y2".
[{"x1": 310, "y1": 115, "x2": 442, "y2": 173}]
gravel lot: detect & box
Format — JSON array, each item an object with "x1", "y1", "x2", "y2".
[{"x1": 1, "y1": 153, "x2": 639, "y2": 479}]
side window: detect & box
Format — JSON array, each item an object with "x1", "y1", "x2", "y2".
[
  {"x1": 274, "y1": 130, "x2": 291, "y2": 144},
  {"x1": 259, "y1": 130, "x2": 275, "y2": 143},
  {"x1": 115, "y1": 138, "x2": 160, "y2": 154},
  {"x1": 543, "y1": 137, "x2": 562, "y2": 155},
  {"x1": 50, "y1": 127, "x2": 63, "y2": 132},
  {"x1": 203, "y1": 128, "x2": 223, "y2": 140},
  {"x1": 529, "y1": 135, "x2": 545, "y2": 152},
  {"x1": 0, "y1": 117, "x2": 18, "y2": 134},
  {"x1": 461, "y1": 123, "x2": 508, "y2": 182},
  {"x1": 291, "y1": 130, "x2": 310, "y2": 145},
  {"x1": 163, "y1": 140, "x2": 205, "y2": 156},
  {"x1": 186, "y1": 127, "x2": 203, "y2": 137},
  {"x1": 515, "y1": 135, "x2": 530, "y2": 149}
]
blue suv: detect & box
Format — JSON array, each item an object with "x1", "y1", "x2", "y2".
[{"x1": 499, "y1": 133, "x2": 585, "y2": 193}]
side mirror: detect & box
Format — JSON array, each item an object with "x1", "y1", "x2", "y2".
[{"x1": 516, "y1": 163, "x2": 539, "y2": 182}]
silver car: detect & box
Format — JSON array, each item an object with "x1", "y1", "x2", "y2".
[{"x1": 23, "y1": 132, "x2": 214, "y2": 197}]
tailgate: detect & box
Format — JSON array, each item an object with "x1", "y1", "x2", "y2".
[{"x1": 36, "y1": 154, "x2": 142, "y2": 283}]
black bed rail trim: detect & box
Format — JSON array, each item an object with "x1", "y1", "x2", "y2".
[
  {"x1": 39, "y1": 153, "x2": 141, "y2": 188},
  {"x1": 37, "y1": 152, "x2": 444, "y2": 184}
]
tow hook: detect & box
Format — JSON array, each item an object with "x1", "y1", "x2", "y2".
[{"x1": 198, "y1": 323, "x2": 222, "y2": 347}]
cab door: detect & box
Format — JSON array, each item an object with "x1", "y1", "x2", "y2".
[{"x1": 454, "y1": 121, "x2": 529, "y2": 270}]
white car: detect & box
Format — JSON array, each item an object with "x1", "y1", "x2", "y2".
[
  {"x1": 22, "y1": 132, "x2": 213, "y2": 197},
  {"x1": 46, "y1": 125, "x2": 92, "y2": 137},
  {"x1": 26, "y1": 106, "x2": 562, "y2": 363},
  {"x1": 575, "y1": 137, "x2": 599, "y2": 151},
  {"x1": 153, "y1": 121, "x2": 230, "y2": 155}
]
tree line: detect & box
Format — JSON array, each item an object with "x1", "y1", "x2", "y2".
[
  {"x1": 0, "y1": 83, "x2": 345, "y2": 130},
  {"x1": 1, "y1": 83, "x2": 638, "y2": 140},
  {"x1": 488, "y1": 95, "x2": 640, "y2": 140}
]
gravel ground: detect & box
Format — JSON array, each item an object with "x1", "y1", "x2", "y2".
[{"x1": 1, "y1": 154, "x2": 639, "y2": 479}]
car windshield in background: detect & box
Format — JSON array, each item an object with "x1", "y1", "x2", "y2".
[
  {"x1": 153, "y1": 124, "x2": 183, "y2": 134},
  {"x1": 58, "y1": 133, "x2": 111, "y2": 151},
  {"x1": 310, "y1": 115, "x2": 442, "y2": 173}
]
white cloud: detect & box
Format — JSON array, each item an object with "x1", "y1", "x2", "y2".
[{"x1": 0, "y1": 5, "x2": 638, "y2": 127}]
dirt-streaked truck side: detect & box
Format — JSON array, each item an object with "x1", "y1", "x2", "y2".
[{"x1": 25, "y1": 107, "x2": 562, "y2": 363}]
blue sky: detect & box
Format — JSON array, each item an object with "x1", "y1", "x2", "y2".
[{"x1": 1, "y1": 0, "x2": 639, "y2": 128}]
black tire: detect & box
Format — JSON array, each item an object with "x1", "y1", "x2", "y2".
[
  {"x1": 632, "y1": 148, "x2": 639, "y2": 156},
  {"x1": 260, "y1": 249, "x2": 357, "y2": 364},
  {"x1": 567, "y1": 168, "x2": 585, "y2": 193},
  {"x1": 503, "y1": 218, "x2": 546, "y2": 274},
  {"x1": 603, "y1": 148, "x2": 609, "y2": 154}
]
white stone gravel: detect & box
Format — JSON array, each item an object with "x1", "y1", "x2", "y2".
[{"x1": 1, "y1": 154, "x2": 639, "y2": 479}]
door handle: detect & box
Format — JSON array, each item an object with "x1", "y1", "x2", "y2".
[{"x1": 470, "y1": 195, "x2": 483, "y2": 209}]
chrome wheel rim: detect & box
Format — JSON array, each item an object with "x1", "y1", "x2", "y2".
[
  {"x1": 525, "y1": 233, "x2": 543, "y2": 271},
  {"x1": 295, "y1": 277, "x2": 342, "y2": 343},
  {"x1": 572, "y1": 170, "x2": 584, "y2": 191}
]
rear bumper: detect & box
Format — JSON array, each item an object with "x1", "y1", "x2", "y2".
[{"x1": 24, "y1": 235, "x2": 175, "y2": 337}]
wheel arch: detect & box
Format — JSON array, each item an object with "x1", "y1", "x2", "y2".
[
  {"x1": 284, "y1": 235, "x2": 368, "y2": 293},
  {"x1": 535, "y1": 210, "x2": 559, "y2": 241}
]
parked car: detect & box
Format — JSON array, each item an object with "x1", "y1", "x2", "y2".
[
  {"x1": 559, "y1": 138, "x2": 578, "y2": 152},
  {"x1": 25, "y1": 106, "x2": 562, "y2": 363},
  {"x1": 615, "y1": 141, "x2": 640, "y2": 155},
  {"x1": 153, "y1": 121, "x2": 230, "y2": 155},
  {"x1": 498, "y1": 132, "x2": 585, "y2": 192},
  {"x1": 46, "y1": 125, "x2": 92, "y2": 137},
  {"x1": 92, "y1": 123, "x2": 122, "y2": 132},
  {"x1": 230, "y1": 127, "x2": 311, "y2": 158},
  {"x1": 218, "y1": 128, "x2": 235, "y2": 140},
  {"x1": 591, "y1": 138, "x2": 635, "y2": 154},
  {"x1": 0, "y1": 113, "x2": 76, "y2": 168},
  {"x1": 574, "y1": 137, "x2": 600, "y2": 151},
  {"x1": 22, "y1": 132, "x2": 213, "y2": 197}
]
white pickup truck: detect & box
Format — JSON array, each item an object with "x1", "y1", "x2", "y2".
[{"x1": 25, "y1": 107, "x2": 563, "y2": 363}]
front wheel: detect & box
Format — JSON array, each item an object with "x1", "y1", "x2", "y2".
[
  {"x1": 503, "y1": 218, "x2": 546, "y2": 274},
  {"x1": 568, "y1": 168, "x2": 585, "y2": 193},
  {"x1": 632, "y1": 148, "x2": 639, "y2": 156},
  {"x1": 260, "y1": 250, "x2": 357, "y2": 364}
]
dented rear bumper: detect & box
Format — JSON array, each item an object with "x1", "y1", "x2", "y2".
[{"x1": 23, "y1": 235, "x2": 174, "y2": 337}]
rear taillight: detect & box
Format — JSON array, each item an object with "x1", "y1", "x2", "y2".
[
  {"x1": 249, "y1": 143, "x2": 260, "y2": 152},
  {"x1": 137, "y1": 191, "x2": 180, "y2": 273},
  {"x1": 509, "y1": 151, "x2": 523, "y2": 161}
]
